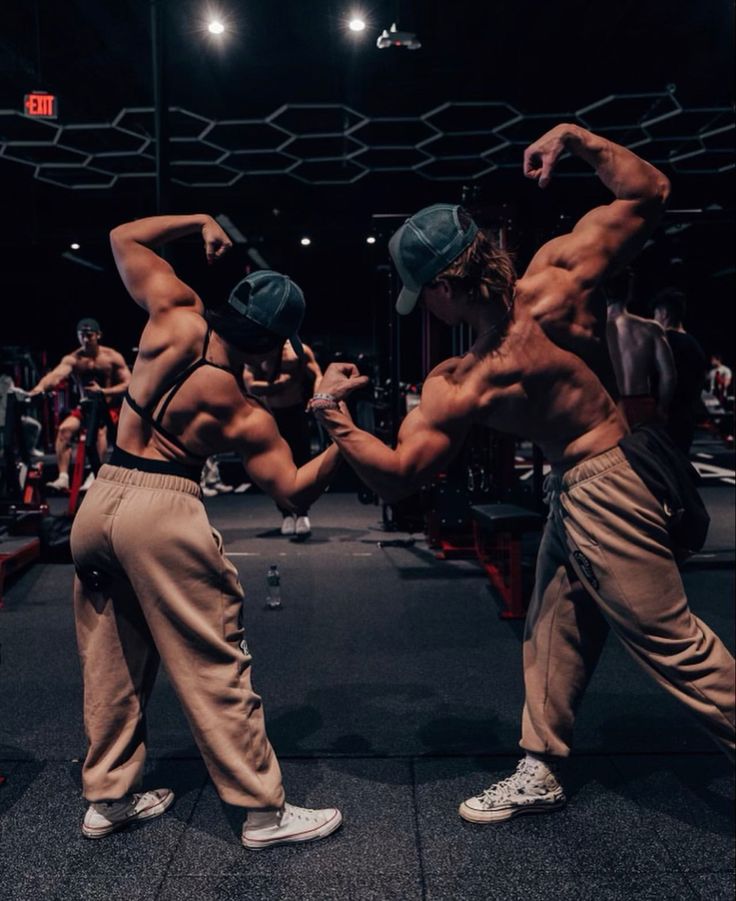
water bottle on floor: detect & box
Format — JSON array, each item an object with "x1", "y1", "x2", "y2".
[{"x1": 265, "y1": 564, "x2": 282, "y2": 610}]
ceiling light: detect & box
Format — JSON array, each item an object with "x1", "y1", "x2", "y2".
[
  {"x1": 300, "y1": 237, "x2": 312, "y2": 246},
  {"x1": 207, "y1": 20, "x2": 225, "y2": 35},
  {"x1": 348, "y1": 17, "x2": 367, "y2": 33},
  {"x1": 70, "y1": 242, "x2": 80, "y2": 250},
  {"x1": 366, "y1": 236, "x2": 376, "y2": 244}
]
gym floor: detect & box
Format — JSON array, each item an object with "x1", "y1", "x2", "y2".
[{"x1": 0, "y1": 438, "x2": 733, "y2": 901}]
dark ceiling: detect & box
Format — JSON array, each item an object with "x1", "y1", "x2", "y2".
[{"x1": 1, "y1": 0, "x2": 734, "y2": 369}]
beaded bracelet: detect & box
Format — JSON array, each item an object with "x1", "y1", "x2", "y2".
[{"x1": 307, "y1": 392, "x2": 339, "y2": 413}]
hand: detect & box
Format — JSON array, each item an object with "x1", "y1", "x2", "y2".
[
  {"x1": 86, "y1": 381, "x2": 104, "y2": 395},
  {"x1": 317, "y1": 363, "x2": 370, "y2": 402},
  {"x1": 523, "y1": 124, "x2": 576, "y2": 189},
  {"x1": 201, "y1": 218, "x2": 233, "y2": 265}
]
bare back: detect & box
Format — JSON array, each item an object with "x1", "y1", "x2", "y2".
[
  {"x1": 116, "y1": 311, "x2": 258, "y2": 464},
  {"x1": 606, "y1": 312, "x2": 665, "y2": 395},
  {"x1": 426, "y1": 318, "x2": 626, "y2": 471}
]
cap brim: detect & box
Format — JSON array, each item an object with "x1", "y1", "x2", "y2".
[
  {"x1": 396, "y1": 285, "x2": 420, "y2": 315},
  {"x1": 289, "y1": 334, "x2": 306, "y2": 360}
]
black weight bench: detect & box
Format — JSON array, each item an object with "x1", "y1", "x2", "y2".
[{"x1": 471, "y1": 503, "x2": 544, "y2": 619}]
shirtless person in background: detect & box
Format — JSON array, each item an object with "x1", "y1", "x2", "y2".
[
  {"x1": 246, "y1": 339, "x2": 323, "y2": 536},
  {"x1": 605, "y1": 271, "x2": 676, "y2": 427},
  {"x1": 29, "y1": 318, "x2": 131, "y2": 491},
  {"x1": 311, "y1": 123, "x2": 735, "y2": 823}
]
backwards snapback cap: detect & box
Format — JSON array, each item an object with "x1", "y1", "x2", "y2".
[
  {"x1": 227, "y1": 269, "x2": 305, "y2": 358},
  {"x1": 77, "y1": 317, "x2": 101, "y2": 333},
  {"x1": 388, "y1": 204, "x2": 479, "y2": 315}
]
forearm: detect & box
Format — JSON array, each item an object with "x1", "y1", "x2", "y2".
[
  {"x1": 110, "y1": 214, "x2": 212, "y2": 249},
  {"x1": 102, "y1": 381, "x2": 129, "y2": 397},
  {"x1": 565, "y1": 125, "x2": 670, "y2": 204},
  {"x1": 316, "y1": 407, "x2": 410, "y2": 502},
  {"x1": 32, "y1": 370, "x2": 65, "y2": 393},
  {"x1": 286, "y1": 443, "x2": 342, "y2": 511}
]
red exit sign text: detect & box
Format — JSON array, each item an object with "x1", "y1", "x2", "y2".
[{"x1": 24, "y1": 92, "x2": 58, "y2": 118}]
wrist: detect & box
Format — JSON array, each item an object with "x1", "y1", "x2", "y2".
[
  {"x1": 565, "y1": 125, "x2": 607, "y2": 163},
  {"x1": 561, "y1": 123, "x2": 585, "y2": 148},
  {"x1": 308, "y1": 392, "x2": 340, "y2": 414}
]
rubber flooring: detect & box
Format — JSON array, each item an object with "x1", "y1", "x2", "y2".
[{"x1": 0, "y1": 475, "x2": 733, "y2": 900}]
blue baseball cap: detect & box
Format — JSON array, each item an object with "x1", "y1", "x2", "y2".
[
  {"x1": 227, "y1": 270, "x2": 305, "y2": 358},
  {"x1": 388, "y1": 204, "x2": 479, "y2": 315}
]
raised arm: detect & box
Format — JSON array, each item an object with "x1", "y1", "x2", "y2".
[
  {"x1": 517, "y1": 124, "x2": 670, "y2": 346},
  {"x1": 109, "y1": 214, "x2": 232, "y2": 316},
  {"x1": 311, "y1": 363, "x2": 472, "y2": 503}
]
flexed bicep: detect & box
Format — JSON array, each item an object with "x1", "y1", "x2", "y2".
[{"x1": 109, "y1": 215, "x2": 231, "y2": 316}]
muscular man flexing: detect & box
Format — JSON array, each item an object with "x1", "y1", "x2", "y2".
[
  {"x1": 246, "y1": 338, "x2": 323, "y2": 536},
  {"x1": 30, "y1": 318, "x2": 131, "y2": 491},
  {"x1": 70, "y1": 215, "x2": 342, "y2": 849},
  {"x1": 311, "y1": 124, "x2": 735, "y2": 823}
]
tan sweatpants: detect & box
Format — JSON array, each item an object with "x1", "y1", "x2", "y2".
[
  {"x1": 521, "y1": 447, "x2": 735, "y2": 759},
  {"x1": 70, "y1": 463, "x2": 284, "y2": 808}
]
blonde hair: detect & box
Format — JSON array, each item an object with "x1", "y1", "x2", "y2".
[{"x1": 438, "y1": 227, "x2": 516, "y2": 313}]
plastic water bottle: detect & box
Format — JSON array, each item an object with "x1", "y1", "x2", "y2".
[{"x1": 265, "y1": 564, "x2": 282, "y2": 610}]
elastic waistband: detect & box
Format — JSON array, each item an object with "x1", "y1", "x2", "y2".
[
  {"x1": 97, "y1": 463, "x2": 202, "y2": 498},
  {"x1": 111, "y1": 446, "x2": 202, "y2": 482},
  {"x1": 561, "y1": 445, "x2": 626, "y2": 489}
]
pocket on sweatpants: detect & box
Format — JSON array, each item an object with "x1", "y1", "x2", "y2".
[{"x1": 558, "y1": 493, "x2": 600, "y2": 547}]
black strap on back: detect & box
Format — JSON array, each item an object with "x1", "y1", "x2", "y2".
[{"x1": 124, "y1": 327, "x2": 243, "y2": 461}]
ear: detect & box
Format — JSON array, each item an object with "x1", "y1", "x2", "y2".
[{"x1": 434, "y1": 277, "x2": 453, "y2": 299}]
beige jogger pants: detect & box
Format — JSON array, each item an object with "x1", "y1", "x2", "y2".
[
  {"x1": 70, "y1": 463, "x2": 285, "y2": 808},
  {"x1": 521, "y1": 447, "x2": 735, "y2": 759}
]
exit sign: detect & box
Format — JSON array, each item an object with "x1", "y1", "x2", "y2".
[{"x1": 24, "y1": 92, "x2": 58, "y2": 118}]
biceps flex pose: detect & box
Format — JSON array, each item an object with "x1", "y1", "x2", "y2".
[
  {"x1": 70, "y1": 215, "x2": 342, "y2": 849},
  {"x1": 314, "y1": 124, "x2": 736, "y2": 822},
  {"x1": 245, "y1": 338, "x2": 324, "y2": 537}
]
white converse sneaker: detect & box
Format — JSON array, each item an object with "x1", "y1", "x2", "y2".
[
  {"x1": 82, "y1": 788, "x2": 174, "y2": 839},
  {"x1": 280, "y1": 516, "x2": 296, "y2": 536},
  {"x1": 46, "y1": 472, "x2": 70, "y2": 492},
  {"x1": 80, "y1": 472, "x2": 95, "y2": 491},
  {"x1": 459, "y1": 757, "x2": 566, "y2": 824},
  {"x1": 295, "y1": 515, "x2": 311, "y2": 537},
  {"x1": 242, "y1": 802, "x2": 342, "y2": 850}
]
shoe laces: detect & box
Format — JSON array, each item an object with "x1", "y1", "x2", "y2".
[
  {"x1": 283, "y1": 804, "x2": 320, "y2": 824},
  {"x1": 476, "y1": 758, "x2": 550, "y2": 803}
]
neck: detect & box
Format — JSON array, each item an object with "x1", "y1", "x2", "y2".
[
  {"x1": 208, "y1": 329, "x2": 245, "y2": 370},
  {"x1": 463, "y1": 306, "x2": 509, "y2": 352}
]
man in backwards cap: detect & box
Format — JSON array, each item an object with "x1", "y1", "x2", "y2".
[
  {"x1": 313, "y1": 124, "x2": 735, "y2": 821},
  {"x1": 70, "y1": 214, "x2": 342, "y2": 849}
]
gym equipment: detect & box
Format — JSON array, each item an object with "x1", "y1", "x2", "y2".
[
  {"x1": 67, "y1": 396, "x2": 112, "y2": 515},
  {"x1": 471, "y1": 504, "x2": 544, "y2": 619}
]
